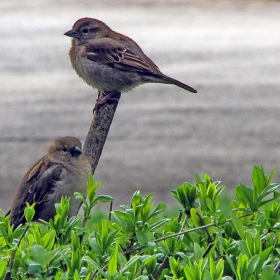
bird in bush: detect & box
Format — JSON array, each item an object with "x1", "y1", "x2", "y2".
[
  {"x1": 8, "y1": 137, "x2": 91, "y2": 228},
  {"x1": 64, "y1": 17, "x2": 197, "y2": 107}
]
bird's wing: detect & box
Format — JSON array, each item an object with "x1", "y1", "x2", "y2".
[
  {"x1": 85, "y1": 39, "x2": 160, "y2": 75},
  {"x1": 9, "y1": 158, "x2": 63, "y2": 227}
]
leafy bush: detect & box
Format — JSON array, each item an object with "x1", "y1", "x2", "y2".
[{"x1": 1, "y1": 166, "x2": 280, "y2": 279}]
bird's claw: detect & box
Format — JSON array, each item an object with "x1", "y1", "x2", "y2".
[{"x1": 93, "y1": 91, "x2": 118, "y2": 113}]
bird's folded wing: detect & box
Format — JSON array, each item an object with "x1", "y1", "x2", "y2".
[
  {"x1": 9, "y1": 159, "x2": 63, "y2": 226},
  {"x1": 85, "y1": 40, "x2": 159, "y2": 75}
]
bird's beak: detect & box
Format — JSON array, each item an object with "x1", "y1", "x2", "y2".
[
  {"x1": 64, "y1": 29, "x2": 78, "y2": 38},
  {"x1": 71, "y1": 146, "x2": 82, "y2": 157}
]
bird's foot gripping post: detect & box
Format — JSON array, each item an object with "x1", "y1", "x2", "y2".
[
  {"x1": 84, "y1": 90, "x2": 121, "y2": 174},
  {"x1": 93, "y1": 91, "x2": 120, "y2": 113}
]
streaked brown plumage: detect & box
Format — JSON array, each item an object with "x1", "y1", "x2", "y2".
[
  {"x1": 64, "y1": 17, "x2": 197, "y2": 105},
  {"x1": 8, "y1": 137, "x2": 91, "y2": 228}
]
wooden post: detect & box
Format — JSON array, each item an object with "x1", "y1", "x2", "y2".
[{"x1": 83, "y1": 91, "x2": 121, "y2": 174}]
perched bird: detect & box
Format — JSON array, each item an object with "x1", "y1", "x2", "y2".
[
  {"x1": 64, "y1": 18, "x2": 197, "y2": 106},
  {"x1": 8, "y1": 137, "x2": 91, "y2": 228}
]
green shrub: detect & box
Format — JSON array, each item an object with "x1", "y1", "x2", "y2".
[{"x1": 1, "y1": 166, "x2": 280, "y2": 280}]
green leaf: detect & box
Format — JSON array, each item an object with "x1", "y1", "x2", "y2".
[
  {"x1": 236, "y1": 254, "x2": 248, "y2": 279},
  {"x1": 206, "y1": 183, "x2": 216, "y2": 200},
  {"x1": 87, "y1": 174, "x2": 101, "y2": 204},
  {"x1": 267, "y1": 168, "x2": 278, "y2": 185},
  {"x1": 260, "y1": 266, "x2": 275, "y2": 280},
  {"x1": 121, "y1": 256, "x2": 143, "y2": 274},
  {"x1": 225, "y1": 256, "x2": 237, "y2": 277},
  {"x1": 113, "y1": 210, "x2": 134, "y2": 224},
  {"x1": 82, "y1": 256, "x2": 107, "y2": 278},
  {"x1": 148, "y1": 202, "x2": 166, "y2": 220},
  {"x1": 258, "y1": 247, "x2": 274, "y2": 270},
  {"x1": 136, "y1": 230, "x2": 149, "y2": 246},
  {"x1": 206, "y1": 198, "x2": 214, "y2": 213},
  {"x1": 258, "y1": 183, "x2": 280, "y2": 203},
  {"x1": 171, "y1": 183, "x2": 198, "y2": 210},
  {"x1": 169, "y1": 256, "x2": 178, "y2": 277},
  {"x1": 231, "y1": 214, "x2": 245, "y2": 240},
  {"x1": 193, "y1": 243, "x2": 203, "y2": 261},
  {"x1": 252, "y1": 166, "x2": 266, "y2": 196},
  {"x1": 259, "y1": 192, "x2": 280, "y2": 208},
  {"x1": 190, "y1": 208, "x2": 201, "y2": 227},
  {"x1": 108, "y1": 246, "x2": 118, "y2": 277},
  {"x1": 145, "y1": 256, "x2": 157, "y2": 275},
  {"x1": 30, "y1": 245, "x2": 54, "y2": 267},
  {"x1": 239, "y1": 240, "x2": 251, "y2": 258},
  {"x1": 24, "y1": 203, "x2": 35, "y2": 223},
  {"x1": 216, "y1": 186, "x2": 225, "y2": 199},
  {"x1": 27, "y1": 260, "x2": 42, "y2": 275},
  {"x1": 71, "y1": 232, "x2": 80, "y2": 252},
  {"x1": 235, "y1": 184, "x2": 255, "y2": 210},
  {"x1": 245, "y1": 255, "x2": 260, "y2": 278},
  {"x1": 103, "y1": 229, "x2": 120, "y2": 252},
  {"x1": 73, "y1": 270, "x2": 79, "y2": 280},
  {"x1": 0, "y1": 260, "x2": 7, "y2": 277},
  {"x1": 149, "y1": 218, "x2": 170, "y2": 231},
  {"x1": 131, "y1": 191, "x2": 143, "y2": 211},
  {"x1": 94, "y1": 195, "x2": 114, "y2": 203},
  {"x1": 74, "y1": 192, "x2": 86, "y2": 204},
  {"x1": 43, "y1": 230, "x2": 56, "y2": 250},
  {"x1": 215, "y1": 259, "x2": 224, "y2": 280},
  {"x1": 195, "y1": 173, "x2": 204, "y2": 185},
  {"x1": 209, "y1": 256, "x2": 215, "y2": 280}
]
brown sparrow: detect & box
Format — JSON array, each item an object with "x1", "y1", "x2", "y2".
[
  {"x1": 8, "y1": 137, "x2": 91, "y2": 228},
  {"x1": 64, "y1": 18, "x2": 197, "y2": 106}
]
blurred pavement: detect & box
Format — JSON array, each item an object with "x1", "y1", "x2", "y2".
[{"x1": 1, "y1": 0, "x2": 280, "y2": 213}]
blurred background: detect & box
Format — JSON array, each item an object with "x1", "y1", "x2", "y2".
[{"x1": 1, "y1": 0, "x2": 280, "y2": 213}]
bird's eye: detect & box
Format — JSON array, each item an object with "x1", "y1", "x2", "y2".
[
  {"x1": 62, "y1": 147, "x2": 67, "y2": 152},
  {"x1": 82, "y1": 28, "x2": 89, "y2": 33}
]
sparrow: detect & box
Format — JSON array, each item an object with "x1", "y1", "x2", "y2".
[
  {"x1": 8, "y1": 137, "x2": 91, "y2": 228},
  {"x1": 64, "y1": 18, "x2": 197, "y2": 106}
]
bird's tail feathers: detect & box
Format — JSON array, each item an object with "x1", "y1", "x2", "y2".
[{"x1": 162, "y1": 75, "x2": 197, "y2": 93}]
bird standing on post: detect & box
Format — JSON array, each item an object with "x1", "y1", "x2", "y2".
[
  {"x1": 8, "y1": 137, "x2": 91, "y2": 228},
  {"x1": 64, "y1": 18, "x2": 197, "y2": 108}
]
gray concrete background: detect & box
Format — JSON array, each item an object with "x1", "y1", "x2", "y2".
[{"x1": 1, "y1": 0, "x2": 280, "y2": 213}]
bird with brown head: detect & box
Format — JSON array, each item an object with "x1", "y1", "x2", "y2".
[
  {"x1": 64, "y1": 18, "x2": 197, "y2": 106},
  {"x1": 8, "y1": 137, "x2": 91, "y2": 228}
]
